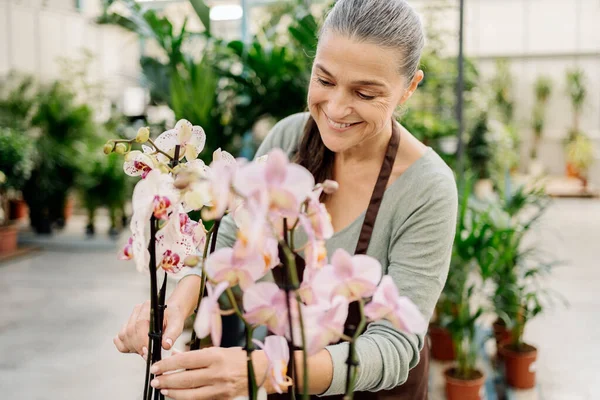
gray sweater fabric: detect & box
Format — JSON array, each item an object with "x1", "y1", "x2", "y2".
[{"x1": 185, "y1": 112, "x2": 458, "y2": 396}]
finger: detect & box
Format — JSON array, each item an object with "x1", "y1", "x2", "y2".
[
  {"x1": 132, "y1": 300, "x2": 151, "y2": 354},
  {"x1": 125, "y1": 303, "x2": 144, "y2": 354},
  {"x1": 163, "y1": 306, "x2": 185, "y2": 350},
  {"x1": 160, "y1": 386, "x2": 220, "y2": 400},
  {"x1": 117, "y1": 325, "x2": 132, "y2": 353},
  {"x1": 150, "y1": 369, "x2": 211, "y2": 390},
  {"x1": 151, "y1": 349, "x2": 216, "y2": 375},
  {"x1": 113, "y1": 335, "x2": 130, "y2": 353}
]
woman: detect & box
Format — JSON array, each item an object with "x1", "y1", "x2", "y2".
[{"x1": 114, "y1": 0, "x2": 458, "y2": 398}]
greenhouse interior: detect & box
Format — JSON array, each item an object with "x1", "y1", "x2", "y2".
[{"x1": 0, "y1": 0, "x2": 598, "y2": 399}]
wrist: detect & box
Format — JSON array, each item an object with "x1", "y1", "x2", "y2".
[{"x1": 167, "y1": 274, "x2": 202, "y2": 318}]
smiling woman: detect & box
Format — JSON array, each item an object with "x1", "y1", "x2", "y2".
[{"x1": 115, "y1": 1, "x2": 458, "y2": 399}]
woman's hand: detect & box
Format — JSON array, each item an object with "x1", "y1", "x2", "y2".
[
  {"x1": 113, "y1": 275, "x2": 202, "y2": 357},
  {"x1": 149, "y1": 347, "x2": 269, "y2": 399},
  {"x1": 113, "y1": 300, "x2": 187, "y2": 357}
]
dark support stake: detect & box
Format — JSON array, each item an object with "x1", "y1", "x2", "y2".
[{"x1": 455, "y1": 0, "x2": 466, "y2": 179}]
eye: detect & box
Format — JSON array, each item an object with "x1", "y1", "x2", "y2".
[
  {"x1": 317, "y1": 78, "x2": 334, "y2": 87},
  {"x1": 356, "y1": 92, "x2": 375, "y2": 100}
]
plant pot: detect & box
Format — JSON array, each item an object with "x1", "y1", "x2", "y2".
[
  {"x1": 528, "y1": 158, "x2": 545, "y2": 177},
  {"x1": 64, "y1": 196, "x2": 74, "y2": 222},
  {"x1": 428, "y1": 324, "x2": 455, "y2": 361},
  {"x1": 499, "y1": 342, "x2": 537, "y2": 389},
  {"x1": 474, "y1": 179, "x2": 494, "y2": 200},
  {"x1": 9, "y1": 199, "x2": 28, "y2": 221},
  {"x1": 444, "y1": 367, "x2": 486, "y2": 400},
  {"x1": 0, "y1": 224, "x2": 18, "y2": 254}
]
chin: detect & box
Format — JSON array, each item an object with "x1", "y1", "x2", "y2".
[{"x1": 312, "y1": 110, "x2": 363, "y2": 153}]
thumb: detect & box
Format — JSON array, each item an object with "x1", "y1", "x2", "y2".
[{"x1": 162, "y1": 306, "x2": 185, "y2": 350}]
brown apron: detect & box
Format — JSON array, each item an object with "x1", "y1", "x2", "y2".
[{"x1": 270, "y1": 120, "x2": 429, "y2": 399}]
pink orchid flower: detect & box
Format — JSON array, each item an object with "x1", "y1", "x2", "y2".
[
  {"x1": 235, "y1": 149, "x2": 314, "y2": 218},
  {"x1": 151, "y1": 119, "x2": 206, "y2": 163},
  {"x1": 252, "y1": 336, "x2": 292, "y2": 394},
  {"x1": 205, "y1": 247, "x2": 268, "y2": 290},
  {"x1": 123, "y1": 150, "x2": 157, "y2": 179},
  {"x1": 243, "y1": 282, "x2": 289, "y2": 336},
  {"x1": 201, "y1": 159, "x2": 237, "y2": 221},
  {"x1": 232, "y1": 192, "x2": 279, "y2": 272},
  {"x1": 290, "y1": 296, "x2": 349, "y2": 356},
  {"x1": 193, "y1": 281, "x2": 229, "y2": 347},
  {"x1": 119, "y1": 237, "x2": 134, "y2": 260},
  {"x1": 364, "y1": 275, "x2": 427, "y2": 334},
  {"x1": 299, "y1": 191, "x2": 334, "y2": 241},
  {"x1": 313, "y1": 249, "x2": 382, "y2": 303}
]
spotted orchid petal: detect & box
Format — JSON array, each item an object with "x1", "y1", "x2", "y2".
[{"x1": 123, "y1": 151, "x2": 156, "y2": 178}]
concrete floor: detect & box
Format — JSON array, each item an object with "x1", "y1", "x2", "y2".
[{"x1": 0, "y1": 198, "x2": 598, "y2": 399}]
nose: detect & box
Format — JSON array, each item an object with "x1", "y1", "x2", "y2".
[{"x1": 324, "y1": 90, "x2": 351, "y2": 120}]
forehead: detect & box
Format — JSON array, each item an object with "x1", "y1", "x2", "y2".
[{"x1": 315, "y1": 32, "x2": 404, "y2": 86}]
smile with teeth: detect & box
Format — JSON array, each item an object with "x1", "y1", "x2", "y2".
[{"x1": 327, "y1": 116, "x2": 360, "y2": 129}]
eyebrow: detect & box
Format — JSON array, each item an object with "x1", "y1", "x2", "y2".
[{"x1": 315, "y1": 63, "x2": 387, "y2": 88}]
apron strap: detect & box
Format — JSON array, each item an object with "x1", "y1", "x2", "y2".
[{"x1": 354, "y1": 120, "x2": 401, "y2": 255}]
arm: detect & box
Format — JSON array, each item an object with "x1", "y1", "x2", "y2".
[{"x1": 322, "y1": 171, "x2": 458, "y2": 395}]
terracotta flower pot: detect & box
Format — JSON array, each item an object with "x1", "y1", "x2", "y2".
[
  {"x1": 444, "y1": 367, "x2": 486, "y2": 400},
  {"x1": 499, "y1": 342, "x2": 537, "y2": 389},
  {"x1": 428, "y1": 324, "x2": 455, "y2": 361},
  {"x1": 0, "y1": 224, "x2": 18, "y2": 254},
  {"x1": 9, "y1": 199, "x2": 28, "y2": 221}
]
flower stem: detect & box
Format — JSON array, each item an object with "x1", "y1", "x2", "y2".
[
  {"x1": 190, "y1": 221, "x2": 219, "y2": 351},
  {"x1": 344, "y1": 299, "x2": 366, "y2": 400},
  {"x1": 147, "y1": 138, "x2": 175, "y2": 161},
  {"x1": 225, "y1": 288, "x2": 258, "y2": 400},
  {"x1": 294, "y1": 293, "x2": 309, "y2": 400}
]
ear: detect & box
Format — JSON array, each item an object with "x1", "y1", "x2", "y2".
[{"x1": 399, "y1": 70, "x2": 424, "y2": 105}]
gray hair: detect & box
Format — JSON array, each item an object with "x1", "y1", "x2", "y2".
[{"x1": 320, "y1": 0, "x2": 425, "y2": 83}]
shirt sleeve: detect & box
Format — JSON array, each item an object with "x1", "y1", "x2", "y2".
[{"x1": 321, "y1": 170, "x2": 458, "y2": 396}]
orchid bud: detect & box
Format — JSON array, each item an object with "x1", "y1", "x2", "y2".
[
  {"x1": 184, "y1": 255, "x2": 201, "y2": 267},
  {"x1": 322, "y1": 180, "x2": 339, "y2": 194},
  {"x1": 174, "y1": 172, "x2": 193, "y2": 190},
  {"x1": 115, "y1": 143, "x2": 129, "y2": 155},
  {"x1": 103, "y1": 141, "x2": 115, "y2": 155},
  {"x1": 0, "y1": 171, "x2": 6, "y2": 184},
  {"x1": 135, "y1": 127, "x2": 150, "y2": 143}
]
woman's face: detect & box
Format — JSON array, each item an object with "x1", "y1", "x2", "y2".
[{"x1": 308, "y1": 32, "x2": 422, "y2": 154}]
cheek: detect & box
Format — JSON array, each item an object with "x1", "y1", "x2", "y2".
[{"x1": 307, "y1": 83, "x2": 327, "y2": 107}]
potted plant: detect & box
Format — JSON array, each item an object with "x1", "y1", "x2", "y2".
[
  {"x1": 444, "y1": 280, "x2": 486, "y2": 400},
  {"x1": 487, "y1": 185, "x2": 563, "y2": 389},
  {"x1": 21, "y1": 81, "x2": 96, "y2": 234},
  {"x1": 529, "y1": 76, "x2": 552, "y2": 176},
  {"x1": 466, "y1": 111, "x2": 494, "y2": 199},
  {"x1": 564, "y1": 68, "x2": 588, "y2": 178},
  {"x1": 565, "y1": 133, "x2": 595, "y2": 189},
  {"x1": 0, "y1": 127, "x2": 35, "y2": 253}
]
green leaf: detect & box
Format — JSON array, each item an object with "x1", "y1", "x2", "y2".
[{"x1": 189, "y1": 0, "x2": 211, "y2": 36}]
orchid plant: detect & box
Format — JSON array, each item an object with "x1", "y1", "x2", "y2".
[{"x1": 106, "y1": 119, "x2": 427, "y2": 400}]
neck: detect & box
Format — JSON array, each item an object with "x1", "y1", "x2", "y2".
[{"x1": 335, "y1": 120, "x2": 394, "y2": 168}]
